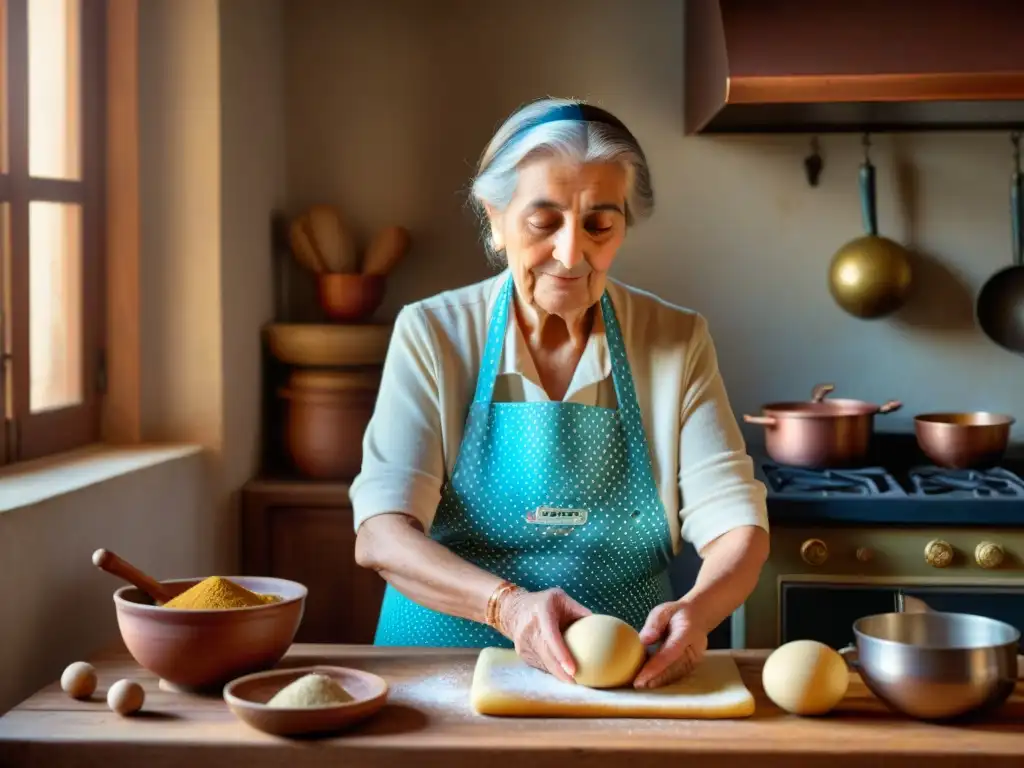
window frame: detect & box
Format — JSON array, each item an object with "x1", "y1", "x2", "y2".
[{"x1": 1, "y1": 0, "x2": 106, "y2": 465}]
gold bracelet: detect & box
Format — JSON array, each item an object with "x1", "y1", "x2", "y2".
[
  {"x1": 485, "y1": 581, "x2": 513, "y2": 626},
  {"x1": 485, "y1": 580, "x2": 520, "y2": 633}
]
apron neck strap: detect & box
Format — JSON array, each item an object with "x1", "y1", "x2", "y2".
[{"x1": 472, "y1": 275, "x2": 642, "y2": 419}]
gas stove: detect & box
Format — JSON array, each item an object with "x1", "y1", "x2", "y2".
[
  {"x1": 762, "y1": 462, "x2": 1024, "y2": 499},
  {"x1": 738, "y1": 434, "x2": 1024, "y2": 652},
  {"x1": 753, "y1": 436, "x2": 1024, "y2": 525}
]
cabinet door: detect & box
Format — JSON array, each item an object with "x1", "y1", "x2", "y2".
[
  {"x1": 269, "y1": 507, "x2": 385, "y2": 644},
  {"x1": 781, "y1": 583, "x2": 898, "y2": 649}
]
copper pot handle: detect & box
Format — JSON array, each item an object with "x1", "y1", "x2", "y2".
[
  {"x1": 810, "y1": 383, "x2": 835, "y2": 402},
  {"x1": 879, "y1": 400, "x2": 902, "y2": 414},
  {"x1": 743, "y1": 414, "x2": 778, "y2": 427}
]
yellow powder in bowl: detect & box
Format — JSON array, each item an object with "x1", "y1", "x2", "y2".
[
  {"x1": 161, "y1": 576, "x2": 282, "y2": 610},
  {"x1": 267, "y1": 673, "x2": 354, "y2": 708}
]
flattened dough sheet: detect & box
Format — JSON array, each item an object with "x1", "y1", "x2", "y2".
[{"x1": 470, "y1": 647, "x2": 755, "y2": 718}]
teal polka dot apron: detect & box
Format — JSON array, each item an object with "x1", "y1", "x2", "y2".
[{"x1": 374, "y1": 275, "x2": 674, "y2": 647}]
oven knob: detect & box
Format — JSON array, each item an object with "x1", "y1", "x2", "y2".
[
  {"x1": 975, "y1": 541, "x2": 1004, "y2": 570},
  {"x1": 856, "y1": 547, "x2": 874, "y2": 563},
  {"x1": 924, "y1": 539, "x2": 954, "y2": 568},
  {"x1": 800, "y1": 538, "x2": 829, "y2": 566}
]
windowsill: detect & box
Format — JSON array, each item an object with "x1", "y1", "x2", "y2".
[{"x1": 0, "y1": 443, "x2": 205, "y2": 514}]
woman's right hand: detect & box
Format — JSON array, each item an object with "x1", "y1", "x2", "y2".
[{"x1": 498, "y1": 587, "x2": 592, "y2": 683}]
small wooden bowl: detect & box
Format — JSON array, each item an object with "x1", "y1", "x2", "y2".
[
  {"x1": 318, "y1": 274, "x2": 386, "y2": 322},
  {"x1": 113, "y1": 576, "x2": 307, "y2": 691},
  {"x1": 223, "y1": 665, "x2": 389, "y2": 737}
]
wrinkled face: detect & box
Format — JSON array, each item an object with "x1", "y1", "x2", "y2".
[{"x1": 486, "y1": 157, "x2": 628, "y2": 317}]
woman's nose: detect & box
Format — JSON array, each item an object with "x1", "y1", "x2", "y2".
[{"x1": 552, "y1": 225, "x2": 585, "y2": 269}]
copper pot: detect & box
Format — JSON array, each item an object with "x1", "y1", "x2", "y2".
[
  {"x1": 914, "y1": 412, "x2": 1016, "y2": 469},
  {"x1": 743, "y1": 383, "x2": 902, "y2": 468}
]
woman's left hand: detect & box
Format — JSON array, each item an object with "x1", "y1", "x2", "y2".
[{"x1": 632, "y1": 600, "x2": 709, "y2": 689}]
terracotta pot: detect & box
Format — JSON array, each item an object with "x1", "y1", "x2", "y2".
[
  {"x1": 317, "y1": 274, "x2": 386, "y2": 322},
  {"x1": 743, "y1": 383, "x2": 901, "y2": 468},
  {"x1": 279, "y1": 369, "x2": 380, "y2": 480}
]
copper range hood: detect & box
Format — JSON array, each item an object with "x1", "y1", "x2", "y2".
[{"x1": 685, "y1": 0, "x2": 1024, "y2": 134}]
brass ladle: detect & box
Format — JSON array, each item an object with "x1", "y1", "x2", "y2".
[{"x1": 829, "y1": 133, "x2": 913, "y2": 319}]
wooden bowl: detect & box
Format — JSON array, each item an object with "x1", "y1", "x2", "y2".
[
  {"x1": 317, "y1": 274, "x2": 386, "y2": 322},
  {"x1": 264, "y1": 323, "x2": 392, "y2": 367},
  {"x1": 112, "y1": 576, "x2": 307, "y2": 691},
  {"x1": 223, "y1": 665, "x2": 389, "y2": 737}
]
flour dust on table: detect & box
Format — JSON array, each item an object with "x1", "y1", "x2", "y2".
[{"x1": 390, "y1": 665, "x2": 477, "y2": 716}]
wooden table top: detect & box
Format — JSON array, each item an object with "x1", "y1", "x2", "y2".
[{"x1": 1, "y1": 644, "x2": 1023, "y2": 768}]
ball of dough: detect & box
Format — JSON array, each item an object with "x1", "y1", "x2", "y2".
[
  {"x1": 61, "y1": 661, "x2": 98, "y2": 700},
  {"x1": 563, "y1": 614, "x2": 646, "y2": 689},
  {"x1": 762, "y1": 640, "x2": 849, "y2": 715},
  {"x1": 107, "y1": 679, "x2": 145, "y2": 716}
]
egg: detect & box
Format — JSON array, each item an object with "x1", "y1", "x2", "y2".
[
  {"x1": 107, "y1": 679, "x2": 145, "y2": 716},
  {"x1": 761, "y1": 640, "x2": 849, "y2": 715},
  {"x1": 563, "y1": 614, "x2": 646, "y2": 688},
  {"x1": 60, "y1": 661, "x2": 98, "y2": 700}
]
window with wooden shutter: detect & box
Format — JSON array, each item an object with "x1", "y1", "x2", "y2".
[{"x1": 0, "y1": 0, "x2": 105, "y2": 464}]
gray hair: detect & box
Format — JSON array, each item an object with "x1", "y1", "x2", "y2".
[{"x1": 468, "y1": 97, "x2": 655, "y2": 266}]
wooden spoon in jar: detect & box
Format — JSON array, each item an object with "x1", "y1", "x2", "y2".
[
  {"x1": 92, "y1": 548, "x2": 176, "y2": 605},
  {"x1": 288, "y1": 214, "x2": 327, "y2": 274},
  {"x1": 306, "y1": 204, "x2": 359, "y2": 274},
  {"x1": 362, "y1": 225, "x2": 411, "y2": 276}
]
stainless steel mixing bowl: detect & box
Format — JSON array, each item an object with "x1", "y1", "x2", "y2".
[{"x1": 842, "y1": 611, "x2": 1020, "y2": 720}]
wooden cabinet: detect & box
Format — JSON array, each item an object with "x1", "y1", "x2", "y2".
[{"x1": 241, "y1": 479, "x2": 385, "y2": 644}]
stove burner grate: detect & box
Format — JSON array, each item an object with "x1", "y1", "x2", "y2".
[
  {"x1": 909, "y1": 467, "x2": 1024, "y2": 498},
  {"x1": 762, "y1": 463, "x2": 903, "y2": 497}
]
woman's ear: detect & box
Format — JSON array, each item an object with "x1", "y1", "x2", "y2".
[{"x1": 484, "y1": 202, "x2": 505, "y2": 250}]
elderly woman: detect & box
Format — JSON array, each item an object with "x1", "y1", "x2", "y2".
[{"x1": 351, "y1": 97, "x2": 769, "y2": 690}]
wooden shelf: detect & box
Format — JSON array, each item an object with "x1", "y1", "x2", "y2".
[{"x1": 241, "y1": 478, "x2": 383, "y2": 645}]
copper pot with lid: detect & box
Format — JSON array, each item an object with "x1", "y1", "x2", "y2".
[{"x1": 743, "y1": 383, "x2": 902, "y2": 468}]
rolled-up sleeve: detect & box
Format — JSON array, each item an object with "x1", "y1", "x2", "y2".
[
  {"x1": 349, "y1": 305, "x2": 446, "y2": 532},
  {"x1": 677, "y1": 314, "x2": 768, "y2": 554}
]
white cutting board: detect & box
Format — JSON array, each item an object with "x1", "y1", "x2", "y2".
[{"x1": 470, "y1": 647, "x2": 755, "y2": 718}]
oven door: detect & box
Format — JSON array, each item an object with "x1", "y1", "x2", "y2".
[{"x1": 780, "y1": 579, "x2": 1024, "y2": 650}]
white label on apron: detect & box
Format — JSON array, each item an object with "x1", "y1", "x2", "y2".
[{"x1": 526, "y1": 506, "x2": 589, "y2": 526}]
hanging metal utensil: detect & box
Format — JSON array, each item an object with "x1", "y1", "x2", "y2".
[
  {"x1": 976, "y1": 132, "x2": 1024, "y2": 353},
  {"x1": 828, "y1": 134, "x2": 913, "y2": 319}
]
